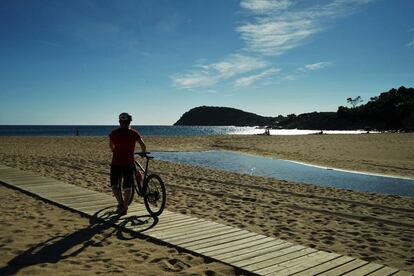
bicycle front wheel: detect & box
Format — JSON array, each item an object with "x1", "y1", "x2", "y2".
[{"x1": 143, "y1": 174, "x2": 166, "y2": 216}]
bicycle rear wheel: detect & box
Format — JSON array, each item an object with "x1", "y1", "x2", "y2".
[{"x1": 143, "y1": 174, "x2": 166, "y2": 216}]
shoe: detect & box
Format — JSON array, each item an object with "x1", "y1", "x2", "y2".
[
  {"x1": 116, "y1": 204, "x2": 123, "y2": 213},
  {"x1": 117, "y1": 206, "x2": 128, "y2": 216}
]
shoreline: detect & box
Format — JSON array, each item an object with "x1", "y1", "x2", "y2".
[
  {"x1": 282, "y1": 159, "x2": 414, "y2": 180},
  {"x1": 162, "y1": 148, "x2": 414, "y2": 181}
]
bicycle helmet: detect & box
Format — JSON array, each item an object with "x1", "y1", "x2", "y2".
[{"x1": 119, "y1": 112, "x2": 132, "y2": 121}]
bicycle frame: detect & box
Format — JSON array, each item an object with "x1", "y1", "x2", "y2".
[{"x1": 134, "y1": 155, "x2": 151, "y2": 195}]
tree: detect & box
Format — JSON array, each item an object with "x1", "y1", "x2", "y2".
[{"x1": 347, "y1": 96, "x2": 363, "y2": 108}]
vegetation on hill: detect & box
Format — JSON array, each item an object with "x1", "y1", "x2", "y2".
[
  {"x1": 174, "y1": 87, "x2": 414, "y2": 131},
  {"x1": 174, "y1": 106, "x2": 275, "y2": 126}
]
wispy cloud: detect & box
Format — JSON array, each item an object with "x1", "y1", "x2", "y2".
[
  {"x1": 301, "y1": 61, "x2": 333, "y2": 71},
  {"x1": 238, "y1": 0, "x2": 374, "y2": 56},
  {"x1": 171, "y1": 54, "x2": 268, "y2": 90},
  {"x1": 234, "y1": 68, "x2": 281, "y2": 87},
  {"x1": 240, "y1": 0, "x2": 292, "y2": 13},
  {"x1": 171, "y1": 73, "x2": 218, "y2": 90},
  {"x1": 408, "y1": 28, "x2": 414, "y2": 48},
  {"x1": 172, "y1": 0, "x2": 373, "y2": 90}
]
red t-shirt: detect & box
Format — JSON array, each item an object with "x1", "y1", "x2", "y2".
[{"x1": 109, "y1": 127, "x2": 142, "y2": 166}]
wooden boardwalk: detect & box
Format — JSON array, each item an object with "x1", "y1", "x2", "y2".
[{"x1": 0, "y1": 164, "x2": 412, "y2": 276}]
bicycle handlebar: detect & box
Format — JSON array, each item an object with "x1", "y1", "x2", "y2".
[{"x1": 135, "y1": 151, "x2": 151, "y2": 158}]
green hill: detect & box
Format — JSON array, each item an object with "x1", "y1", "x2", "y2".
[
  {"x1": 174, "y1": 87, "x2": 414, "y2": 131},
  {"x1": 174, "y1": 106, "x2": 275, "y2": 126}
]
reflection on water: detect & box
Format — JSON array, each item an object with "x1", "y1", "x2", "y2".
[{"x1": 153, "y1": 151, "x2": 414, "y2": 197}]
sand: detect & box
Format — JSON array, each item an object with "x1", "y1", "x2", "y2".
[{"x1": 0, "y1": 133, "x2": 414, "y2": 273}]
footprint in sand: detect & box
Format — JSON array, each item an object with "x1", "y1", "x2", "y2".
[
  {"x1": 203, "y1": 270, "x2": 217, "y2": 276},
  {"x1": 150, "y1": 257, "x2": 190, "y2": 272},
  {"x1": 133, "y1": 251, "x2": 150, "y2": 261}
]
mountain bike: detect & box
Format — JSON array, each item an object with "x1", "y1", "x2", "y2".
[{"x1": 126, "y1": 152, "x2": 166, "y2": 217}]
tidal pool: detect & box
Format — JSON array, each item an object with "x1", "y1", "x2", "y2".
[{"x1": 152, "y1": 150, "x2": 414, "y2": 197}]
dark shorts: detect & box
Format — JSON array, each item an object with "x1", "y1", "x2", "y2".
[{"x1": 110, "y1": 165, "x2": 135, "y2": 189}]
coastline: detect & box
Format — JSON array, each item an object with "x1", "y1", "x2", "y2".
[
  {"x1": 1, "y1": 134, "x2": 414, "y2": 273},
  {"x1": 281, "y1": 159, "x2": 414, "y2": 180}
]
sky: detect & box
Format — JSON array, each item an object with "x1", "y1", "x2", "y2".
[{"x1": 0, "y1": 0, "x2": 413, "y2": 125}]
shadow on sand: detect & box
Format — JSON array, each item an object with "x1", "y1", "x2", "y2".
[{"x1": 0, "y1": 205, "x2": 158, "y2": 275}]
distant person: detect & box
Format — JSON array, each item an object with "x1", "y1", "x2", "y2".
[
  {"x1": 75, "y1": 128, "x2": 80, "y2": 136},
  {"x1": 109, "y1": 112, "x2": 146, "y2": 216}
]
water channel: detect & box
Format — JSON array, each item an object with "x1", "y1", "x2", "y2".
[{"x1": 152, "y1": 151, "x2": 414, "y2": 197}]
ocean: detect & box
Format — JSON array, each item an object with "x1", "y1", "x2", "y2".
[
  {"x1": 0, "y1": 125, "x2": 258, "y2": 136},
  {"x1": 0, "y1": 125, "x2": 372, "y2": 136}
]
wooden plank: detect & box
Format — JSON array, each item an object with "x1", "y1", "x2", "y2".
[
  {"x1": 0, "y1": 174, "x2": 54, "y2": 180},
  {"x1": 153, "y1": 215, "x2": 189, "y2": 223},
  {"x1": 293, "y1": 255, "x2": 355, "y2": 276},
  {"x1": 72, "y1": 201, "x2": 115, "y2": 211},
  {"x1": 26, "y1": 189, "x2": 79, "y2": 198},
  {"x1": 68, "y1": 203, "x2": 115, "y2": 212},
  {"x1": 11, "y1": 182, "x2": 67, "y2": 189},
  {"x1": 218, "y1": 240, "x2": 291, "y2": 262},
  {"x1": 170, "y1": 227, "x2": 245, "y2": 246},
  {"x1": 65, "y1": 199, "x2": 115, "y2": 209},
  {"x1": 124, "y1": 206, "x2": 149, "y2": 214},
  {"x1": 74, "y1": 207, "x2": 106, "y2": 216},
  {"x1": 193, "y1": 234, "x2": 268, "y2": 254},
  {"x1": 57, "y1": 195, "x2": 113, "y2": 204},
  {"x1": 233, "y1": 244, "x2": 306, "y2": 267},
  {"x1": 256, "y1": 251, "x2": 324, "y2": 275},
  {"x1": 318, "y1": 259, "x2": 369, "y2": 275},
  {"x1": 124, "y1": 210, "x2": 149, "y2": 217},
  {"x1": 45, "y1": 192, "x2": 98, "y2": 202},
  {"x1": 157, "y1": 212, "x2": 193, "y2": 221},
  {"x1": 37, "y1": 188, "x2": 94, "y2": 197},
  {"x1": 366, "y1": 266, "x2": 399, "y2": 276},
  {"x1": 148, "y1": 221, "x2": 222, "y2": 240},
  {"x1": 187, "y1": 232, "x2": 259, "y2": 252},
  {"x1": 3, "y1": 178, "x2": 59, "y2": 185},
  {"x1": 393, "y1": 271, "x2": 414, "y2": 276},
  {"x1": 120, "y1": 217, "x2": 158, "y2": 232},
  {"x1": 148, "y1": 217, "x2": 204, "y2": 232},
  {"x1": 245, "y1": 248, "x2": 317, "y2": 272},
  {"x1": 169, "y1": 228, "x2": 243, "y2": 246},
  {"x1": 261, "y1": 251, "x2": 340, "y2": 275},
  {"x1": 48, "y1": 191, "x2": 104, "y2": 200},
  {"x1": 2, "y1": 179, "x2": 58, "y2": 186},
  {"x1": 0, "y1": 173, "x2": 40, "y2": 179},
  {"x1": 52, "y1": 195, "x2": 110, "y2": 204},
  {"x1": 342, "y1": 262, "x2": 384, "y2": 275},
  {"x1": 148, "y1": 217, "x2": 201, "y2": 230},
  {"x1": 59, "y1": 198, "x2": 114, "y2": 208},
  {"x1": 25, "y1": 186, "x2": 81, "y2": 194},
  {"x1": 0, "y1": 171, "x2": 33, "y2": 176},
  {"x1": 154, "y1": 212, "x2": 198, "y2": 221},
  {"x1": 146, "y1": 218, "x2": 208, "y2": 234},
  {"x1": 123, "y1": 210, "x2": 150, "y2": 218},
  {"x1": 149, "y1": 220, "x2": 219, "y2": 239},
  {"x1": 205, "y1": 237, "x2": 276, "y2": 258}
]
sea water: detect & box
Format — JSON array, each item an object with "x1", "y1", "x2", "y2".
[
  {"x1": 0, "y1": 125, "x2": 371, "y2": 136},
  {"x1": 153, "y1": 150, "x2": 414, "y2": 197},
  {"x1": 0, "y1": 125, "x2": 256, "y2": 136}
]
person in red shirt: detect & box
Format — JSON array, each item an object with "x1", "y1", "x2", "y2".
[{"x1": 109, "y1": 112, "x2": 146, "y2": 216}]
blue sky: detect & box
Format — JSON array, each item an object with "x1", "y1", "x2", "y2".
[{"x1": 0, "y1": 0, "x2": 413, "y2": 125}]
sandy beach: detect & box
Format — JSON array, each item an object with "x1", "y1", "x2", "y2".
[{"x1": 1, "y1": 133, "x2": 414, "y2": 273}]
